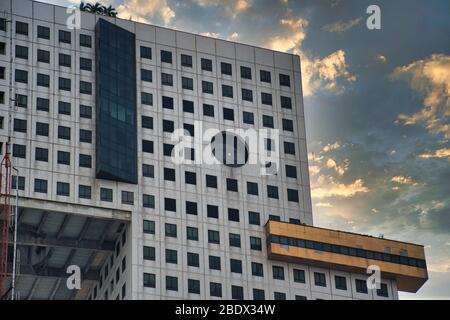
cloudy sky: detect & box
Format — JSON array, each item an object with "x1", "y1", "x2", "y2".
[{"x1": 45, "y1": 0, "x2": 450, "y2": 299}]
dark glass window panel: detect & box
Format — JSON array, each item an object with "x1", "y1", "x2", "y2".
[
  {"x1": 95, "y1": 19, "x2": 138, "y2": 184},
  {"x1": 240, "y1": 66, "x2": 251, "y2": 79},
  {"x1": 201, "y1": 58, "x2": 212, "y2": 71},
  {"x1": 80, "y1": 34, "x2": 92, "y2": 47},
  {"x1": 37, "y1": 26, "x2": 50, "y2": 39}
]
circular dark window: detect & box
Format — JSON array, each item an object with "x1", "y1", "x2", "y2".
[{"x1": 211, "y1": 131, "x2": 249, "y2": 168}]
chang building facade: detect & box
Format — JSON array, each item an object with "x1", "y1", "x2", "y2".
[{"x1": 0, "y1": 0, "x2": 427, "y2": 300}]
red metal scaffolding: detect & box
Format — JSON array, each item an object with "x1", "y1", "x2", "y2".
[{"x1": 0, "y1": 142, "x2": 12, "y2": 297}]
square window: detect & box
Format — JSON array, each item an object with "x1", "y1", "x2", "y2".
[
  {"x1": 210, "y1": 282, "x2": 222, "y2": 297},
  {"x1": 13, "y1": 118, "x2": 27, "y2": 133},
  {"x1": 229, "y1": 233, "x2": 241, "y2": 248},
  {"x1": 143, "y1": 194, "x2": 155, "y2": 208},
  {"x1": 16, "y1": 22, "x2": 29, "y2": 36},
  {"x1": 287, "y1": 189, "x2": 299, "y2": 202},
  {"x1": 230, "y1": 259, "x2": 242, "y2": 273},
  {"x1": 221, "y1": 62, "x2": 232, "y2": 75},
  {"x1": 162, "y1": 96, "x2": 174, "y2": 109},
  {"x1": 186, "y1": 201, "x2": 198, "y2": 215},
  {"x1": 161, "y1": 50, "x2": 172, "y2": 63},
  {"x1": 203, "y1": 104, "x2": 214, "y2": 117},
  {"x1": 56, "y1": 182, "x2": 69, "y2": 196},
  {"x1": 163, "y1": 119, "x2": 174, "y2": 133},
  {"x1": 58, "y1": 77, "x2": 71, "y2": 91},
  {"x1": 222, "y1": 85, "x2": 233, "y2": 98},
  {"x1": 262, "y1": 115, "x2": 274, "y2": 128},
  {"x1": 80, "y1": 57, "x2": 92, "y2": 71},
  {"x1": 36, "y1": 122, "x2": 49, "y2": 137},
  {"x1": 284, "y1": 142, "x2": 296, "y2": 155},
  {"x1": 272, "y1": 266, "x2": 284, "y2": 280},
  {"x1": 15, "y1": 45, "x2": 28, "y2": 60},
  {"x1": 185, "y1": 171, "x2": 197, "y2": 185},
  {"x1": 286, "y1": 165, "x2": 297, "y2": 178},
  {"x1": 247, "y1": 182, "x2": 258, "y2": 195},
  {"x1": 188, "y1": 279, "x2": 200, "y2": 294},
  {"x1": 80, "y1": 105, "x2": 92, "y2": 118},
  {"x1": 100, "y1": 188, "x2": 113, "y2": 202},
  {"x1": 79, "y1": 185, "x2": 91, "y2": 199},
  {"x1": 37, "y1": 25, "x2": 50, "y2": 39},
  {"x1": 314, "y1": 272, "x2": 326, "y2": 287},
  {"x1": 165, "y1": 249, "x2": 177, "y2": 264},
  {"x1": 228, "y1": 208, "x2": 240, "y2": 222},
  {"x1": 161, "y1": 73, "x2": 173, "y2": 86},
  {"x1": 141, "y1": 69, "x2": 152, "y2": 82},
  {"x1": 242, "y1": 88, "x2": 253, "y2": 102},
  {"x1": 37, "y1": 97, "x2": 49, "y2": 111},
  {"x1": 251, "y1": 262, "x2": 263, "y2": 277},
  {"x1": 140, "y1": 46, "x2": 152, "y2": 59},
  {"x1": 166, "y1": 276, "x2": 178, "y2": 291},
  {"x1": 261, "y1": 92, "x2": 273, "y2": 105},
  {"x1": 181, "y1": 54, "x2": 192, "y2": 67},
  {"x1": 201, "y1": 58, "x2": 212, "y2": 71},
  {"x1": 37, "y1": 73, "x2": 50, "y2": 87},
  {"x1": 164, "y1": 167, "x2": 176, "y2": 181},
  {"x1": 37, "y1": 49, "x2": 49, "y2": 63},
  {"x1": 205, "y1": 175, "x2": 217, "y2": 188},
  {"x1": 267, "y1": 185, "x2": 279, "y2": 199},
  {"x1": 11, "y1": 176, "x2": 25, "y2": 191},
  {"x1": 248, "y1": 211, "x2": 260, "y2": 225},
  {"x1": 59, "y1": 53, "x2": 71, "y2": 67},
  {"x1": 202, "y1": 81, "x2": 213, "y2": 94},
  {"x1": 250, "y1": 236, "x2": 262, "y2": 251},
  {"x1": 183, "y1": 100, "x2": 194, "y2": 113},
  {"x1": 142, "y1": 246, "x2": 156, "y2": 261},
  {"x1": 281, "y1": 96, "x2": 292, "y2": 109},
  {"x1": 280, "y1": 73, "x2": 291, "y2": 87},
  {"x1": 186, "y1": 226, "x2": 198, "y2": 241},
  {"x1": 142, "y1": 116, "x2": 153, "y2": 129},
  {"x1": 165, "y1": 223, "x2": 177, "y2": 237},
  {"x1": 335, "y1": 275, "x2": 347, "y2": 290},
  {"x1": 208, "y1": 230, "x2": 220, "y2": 244},
  {"x1": 207, "y1": 205, "x2": 219, "y2": 219},
  {"x1": 187, "y1": 252, "x2": 200, "y2": 267},
  {"x1": 58, "y1": 126, "x2": 71, "y2": 140},
  {"x1": 15, "y1": 94, "x2": 27, "y2": 108},
  {"x1": 79, "y1": 154, "x2": 91, "y2": 168},
  {"x1": 282, "y1": 119, "x2": 294, "y2": 132},
  {"x1": 58, "y1": 101, "x2": 71, "y2": 115},
  {"x1": 142, "y1": 164, "x2": 154, "y2": 178},
  {"x1": 231, "y1": 286, "x2": 243, "y2": 300},
  {"x1": 15, "y1": 69, "x2": 28, "y2": 83},
  {"x1": 240, "y1": 66, "x2": 252, "y2": 79},
  {"x1": 141, "y1": 92, "x2": 153, "y2": 106},
  {"x1": 253, "y1": 289, "x2": 265, "y2": 300},
  {"x1": 274, "y1": 292, "x2": 286, "y2": 300},
  {"x1": 163, "y1": 143, "x2": 173, "y2": 157},
  {"x1": 377, "y1": 283, "x2": 389, "y2": 297},
  {"x1": 13, "y1": 144, "x2": 26, "y2": 159},
  {"x1": 260, "y1": 70, "x2": 271, "y2": 83},
  {"x1": 59, "y1": 30, "x2": 71, "y2": 43},
  {"x1": 226, "y1": 178, "x2": 238, "y2": 192},
  {"x1": 35, "y1": 147, "x2": 48, "y2": 162},
  {"x1": 143, "y1": 273, "x2": 155, "y2": 288},
  {"x1": 143, "y1": 220, "x2": 155, "y2": 234},
  {"x1": 164, "y1": 198, "x2": 176, "y2": 212},
  {"x1": 142, "y1": 140, "x2": 154, "y2": 153},
  {"x1": 355, "y1": 279, "x2": 368, "y2": 294},
  {"x1": 242, "y1": 111, "x2": 254, "y2": 124},
  {"x1": 294, "y1": 269, "x2": 306, "y2": 283},
  {"x1": 34, "y1": 179, "x2": 48, "y2": 193},
  {"x1": 80, "y1": 34, "x2": 92, "y2": 47},
  {"x1": 208, "y1": 255, "x2": 221, "y2": 270},
  {"x1": 80, "y1": 81, "x2": 92, "y2": 95}
]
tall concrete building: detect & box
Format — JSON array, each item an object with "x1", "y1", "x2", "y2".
[{"x1": 0, "y1": 0, "x2": 427, "y2": 300}]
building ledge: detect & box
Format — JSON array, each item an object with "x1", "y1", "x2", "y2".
[{"x1": 265, "y1": 221, "x2": 428, "y2": 293}]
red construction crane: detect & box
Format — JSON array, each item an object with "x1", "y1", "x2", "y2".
[{"x1": 0, "y1": 142, "x2": 12, "y2": 297}]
